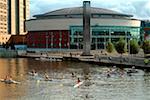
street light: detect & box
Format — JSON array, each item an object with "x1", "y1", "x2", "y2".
[
  {"x1": 128, "y1": 36, "x2": 131, "y2": 64},
  {"x1": 46, "y1": 35, "x2": 48, "y2": 52}
]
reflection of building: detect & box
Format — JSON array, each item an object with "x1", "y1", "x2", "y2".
[
  {"x1": 26, "y1": 6, "x2": 141, "y2": 50},
  {"x1": 141, "y1": 20, "x2": 150, "y2": 40},
  {"x1": 0, "y1": 0, "x2": 29, "y2": 45}
]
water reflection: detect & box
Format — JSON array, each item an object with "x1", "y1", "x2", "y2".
[{"x1": 0, "y1": 58, "x2": 150, "y2": 100}]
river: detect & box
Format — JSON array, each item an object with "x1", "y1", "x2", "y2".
[{"x1": 0, "y1": 58, "x2": 150, "y2": 100}]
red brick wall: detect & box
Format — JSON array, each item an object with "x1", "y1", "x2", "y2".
[{"x1": 26, "y1": 30, "x2": 70, "y2": 49}]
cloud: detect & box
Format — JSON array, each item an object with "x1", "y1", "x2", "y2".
[{"x1": 30, "y1": 0, "x2": 150, "y2": 20}]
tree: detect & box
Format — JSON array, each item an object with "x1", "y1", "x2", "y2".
[
  {"x1": 142, "y1": 40, "x2": 150, "y2": 54},
  {"x1": 129, "y1": 39, "x2": 140, "y2": 54},
  {"x1": 106, "y1": 41, "x2": 114, "y2": 53},
  {"x1": 115, "y1": 38, "x2": 127, "y2": 54}
]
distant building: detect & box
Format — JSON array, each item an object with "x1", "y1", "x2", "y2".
[
  {"x1": 0, "y1": 0, "x2": 29, "y2": 45},
  {"x1": 8, "y1": 0, "x2": 30, "y2": 35},
  {"x1": 7, "y1": 35, "x2": 27, "y2": 45},
  {"x1": 0, "y1": 0, "x2": 10, "y2": 45},
  {"x1": 141, "y1": 20, "x2": 150, "y2": 40},
  {"x1": 0, "y1": 0, "x2": 7, "y2": 34},
  {"x1": 7, "y1": 35, "x2": 27, "y2": 50},
  {"x1": 26, "y1": 6, "x2": 141, "y2": 50}
]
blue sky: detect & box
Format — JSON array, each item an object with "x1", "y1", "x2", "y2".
[{"x1": 30, "y1": 0, "x2": 150, "y2": 19}]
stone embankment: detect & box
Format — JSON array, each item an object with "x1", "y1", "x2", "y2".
[
  {"x1": 19, "y1": 50, "x2": 150, "y2": 69},
  {"x1": 0, "y1": 49, "x2": 17, "y2": 58}
]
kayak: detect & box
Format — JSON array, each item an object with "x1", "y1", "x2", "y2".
[
  {"x1": 0, "y1": 79, "x2": 20, "y2": 84},
  {"x1": 44, "y1": 79, "x2": 52, "y2": 81},
  {"x1": 28, "y1": 72, "x2": 38, "y2": 76},
  {"x1": 74, "y1": 81, "x2": 84, "y2": 88}
]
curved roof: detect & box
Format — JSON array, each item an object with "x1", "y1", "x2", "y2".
[{"x1": 34, "y1": 7, "x2": 133, "y2": 18}]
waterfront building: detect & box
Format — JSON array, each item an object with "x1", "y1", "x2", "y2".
[
  {"x1": 0, "y1": 0, "x2": 29, "y2": 45},
  {"x1": 141, "y1": 20, "x2": 150, "y2": 40},
  {"x1": 26, "y1": 5, "x2": 141, "y2": 50},
  {"x1": 0, "y1": 0, "x2": 7, "y2": 34},
  {"x1": 8, "y1": 0, "x2": 30, "y2": 35},
  {"x1": 0, "y1": 0, "x2": 10, "y2": 45}
]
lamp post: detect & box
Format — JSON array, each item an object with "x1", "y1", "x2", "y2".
[
  {"x1": 51, "y1": 32, "x2": 53, "y2": 49},
  {"x1": 128, "y1": 36, "x2": 131, "y2": 64},
  {"x1": 46, "y1": 35, "x2": 48, "y2": 52}
]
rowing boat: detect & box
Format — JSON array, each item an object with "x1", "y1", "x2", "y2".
[
  {"x1": 74, "y1": 81, "x2": 84, "y2": 88},
  {"x1": 28, "y1": 72, "x2": 38, "y2": 76},
  {"x1": 0, "y1": 79, "x2": 20, "y2": 84}
]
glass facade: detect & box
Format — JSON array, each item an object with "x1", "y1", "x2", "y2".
[
  {"x1": 70, "y1": 26, "x2": 140, "y2": 49},
  {"x1": 141, "y1": 21, "x2": 150, "y2": 40}
]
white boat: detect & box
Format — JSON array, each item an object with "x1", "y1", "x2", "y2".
[
  {"x1": 28, "y1": 72, "x2": 38, "y2": 76},
  {"x1": 74, "y1": 81, "x2": 84, "y2": 88},
  {"x1": 36, "y1": 56, "x2": 63, "y2": 62},
  {"x1": 0, "y1": 79, "x2": 20, "y2": 84}
]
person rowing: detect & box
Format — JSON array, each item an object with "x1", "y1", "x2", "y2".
[
  {"x1": 127, "y1": 66, "x2": 138, "y2": 74},
  {"x1": 29, "y1": 69, "x2": 38, "y2": 76},
  {"x1": 71, "y1": 72, "x2": 76, "y2": 78},
  {"x1": 73, "y1": 78, "x2": 84, "y2": 88},
  {"x1": 1, "y1": 75, "x2": 20, "y2": 84},
  {"x1": 44, "y1": 73, "x2": 52, "y2": 81},
  {"x1": 4, "y1": 75, "x2": 13, "y2": 82},
  {"x1": 77, "y1": 78, "x2": 81, "y2": 84}
]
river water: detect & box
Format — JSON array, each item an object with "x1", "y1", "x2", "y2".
[{"x1": 0, "y1": 58, "x2": 150, "y2": 100}]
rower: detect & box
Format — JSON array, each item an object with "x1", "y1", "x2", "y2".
[
  {"x1": 4, "y1": 75, "x2": 8, "y2": 81},
  {"x1": 4, "y1": 75, "x2": 13, "y2": 81},
  {"x1": 44, "y1": 73, "x2": 50, "y2": 80},
  {"x1": 127, "y1": 66, "x2": 138, "y2": 74},
  {"x1": 77, "y1": 78, "x2": 81, "y2": 84},
  {"x1": 71, "y1": 72, "x2": 75, "y2": 78},
  {"x1": 31, "y1": 69, "x2": 37, "y2": 76}
]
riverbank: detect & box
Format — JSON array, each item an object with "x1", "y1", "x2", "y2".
[
  {"x1": 18, "y1": 50, "x2": 150, "y2": 69},
  {"x1": 0, "y1": 49, "x2": 17, "y2": 58}
]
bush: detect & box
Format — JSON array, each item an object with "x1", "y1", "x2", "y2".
[
  {"x1": 106, "y1": 41, "x2": 114, "y2": 53},
  {"x1": 115, "y1": 38, "x2": 127, "y2": 54},
  {"x1": 129, "y1": 39, "x2": 140, "y2": 54},
  {"x1": 142, "y1": 40, "x2": 150, "y2": 54}
]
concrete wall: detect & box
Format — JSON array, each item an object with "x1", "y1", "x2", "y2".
[{"x1": 26, "y1": 18, "x2": 141, "y2": 31}]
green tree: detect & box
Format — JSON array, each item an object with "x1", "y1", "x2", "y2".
[
  {"x1": 129, "y1": 39, "x2": 140, "y2": 54},
  {"x1": 142, "y1": 40, "x2": 150, "y2": 54},
  {"x1": 115, "y1": 38, "x2": 127, "y2": 54},
  {"x1": 106, "y1": 41, "x2": 114, "y2": 53}
]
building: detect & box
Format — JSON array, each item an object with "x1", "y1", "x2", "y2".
[
  {"x1": 26, "y1": 6, "x2": 141, "y2": 50},
  {"x1": 0, "y1": 0, "x2": 10, "y2": 45},
  {"x1": 141, "y1": 20, "x2": 150, "y2": 40},
  {"x1": 0, "y1": 0, "x2": 7, "y2": 34},
  {"x1": 8, "y1": 0, "x2": 30, "y2": 35},
  {"x1": 7, "y1": 35, "x2": 27, "y2": 50},
  {"x1": 0, "y1": 0, "x2": 29, "y2": 45}
]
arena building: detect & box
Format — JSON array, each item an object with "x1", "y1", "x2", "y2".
[
  {"x1": 26, "y1": 6, "x2": 141, "y2": 50},
  {"x1": 141, "y1": 20, "x2": 150, "y2": 40}
]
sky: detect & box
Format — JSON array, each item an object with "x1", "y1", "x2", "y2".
[{"x1": 30, "y1": 0, "x2": 150, "y2": 20}]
